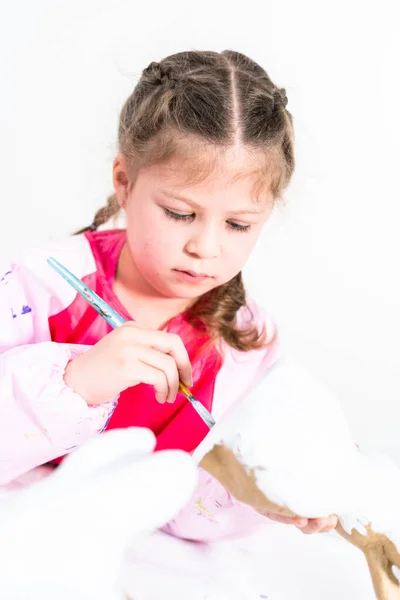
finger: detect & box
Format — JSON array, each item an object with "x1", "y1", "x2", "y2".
[
  {"x1": 300, "y1": 518, "x2": 328, "y2": 535},
  {"x1": 320, "y1": 523, "x2": 336, "y2": 533},
  {"x1": 320, "y1": 515, "x2": 338, "y2": 533},
  {"x1": 123, "y1": 325, "x2": 193, "y2": 387},
  {"x1": 132, "y1": 360, "x2": 169, "y2": 404},
  {"x1": 135, "y1": 346, "x2": 180, "y2": 403},
  {"x1": 266, "y1": 513, "x2": 308, "y2": 528},
  {"x1": 300, "y1": 523, "x2": 321, "y2": 535}
]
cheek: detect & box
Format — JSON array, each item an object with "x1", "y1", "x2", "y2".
[
  {"x1": 126, "y1": 206, "x2": 180, "y2": 264},
  {"x1": 224, "y1": 233, "x2": 259, "y2": 268}
]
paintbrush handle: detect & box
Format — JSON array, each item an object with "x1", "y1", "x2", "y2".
[{"x1": 47, "y1": 257, "x2": 126, "y2": 329}]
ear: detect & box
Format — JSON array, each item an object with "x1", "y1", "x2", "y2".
[{"x1": 112, "y1": 153, "x2": 131, "y2": 208}]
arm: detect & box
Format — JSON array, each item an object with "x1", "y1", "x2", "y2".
[{"x1": 0, "y1": 240, "x2": 116, "y2": 484}]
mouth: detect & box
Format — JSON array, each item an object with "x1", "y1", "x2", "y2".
[{"x1": 173, "y1": 269, "x2": 213, "y2": 281}]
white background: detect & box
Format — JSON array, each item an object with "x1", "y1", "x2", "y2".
[{"x1": 1, "y1": 0, "x2": 399, "y2": 463}]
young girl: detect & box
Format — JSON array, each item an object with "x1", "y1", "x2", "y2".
[{"x1": 0, "y1": 49, "x2": 337, "y2": 539}]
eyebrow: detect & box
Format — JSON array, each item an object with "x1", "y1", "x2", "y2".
[{"x1": 161, "y1": 190, "x2": 264, "y2": 216}]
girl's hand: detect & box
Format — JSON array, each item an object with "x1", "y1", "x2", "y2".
[
  {"x1": 64, "y1": 321, "x2": 193, "y2": 406},
  {"x1": 262, "y1": 512, "x2": 338, "y2": 534}
]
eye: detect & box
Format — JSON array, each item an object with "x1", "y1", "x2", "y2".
[
  {"x1": 226, "y1": 221, "x2": 251, "y2": 233},
  {"x1": 164, "y1": 208, "x2": 194, "y2": 222}
]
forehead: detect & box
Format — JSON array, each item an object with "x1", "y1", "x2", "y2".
[{"x1": 142, "y1": 143, "x2": 275, "y2": 207}]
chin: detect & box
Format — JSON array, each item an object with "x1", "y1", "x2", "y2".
[
  {"x1": 166, "y1": 281, "x2": 218, "y2": 300},
  {"x1": 165, "y1": 287, "x2": 206, "y2": 300}
]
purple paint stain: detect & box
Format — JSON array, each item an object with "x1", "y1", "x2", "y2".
[
  {"x1": 260, "y1": 595, "x2": 268, "y2": 599},
  {"x1": 1, "y1": 270, "x2": 12, "y2": 284},
  {"x1": 21, "y1": 305, "x2": 32, "y2": 315},
  {"x1": 11, "y1": 308, "x2": 17, "y2": 319}
]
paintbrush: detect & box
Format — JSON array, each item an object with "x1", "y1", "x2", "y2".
[{"x1": 47, "y1": 256, "x2": 216, "y2": 428}]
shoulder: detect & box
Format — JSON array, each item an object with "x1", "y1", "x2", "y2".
[
  {"x1": 0, "y1": 234, "x2": 96, "y2": 311},
  {"x1": 235, "y1": 296, "x2": 277, "y2": 342},
  {"x1": 211, "y1": 297, "x2": 281, "y2": 421},
  {"x1": 9, "y1": 234, "x2": 96, "y2": 283},
  {"x1": 6, "y1": 229, "x2": 125, "y2": 277}
]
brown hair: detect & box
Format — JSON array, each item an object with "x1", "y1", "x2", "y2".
[{"x1": 77, "y1": 50, "x2": 295, "y2": 351}]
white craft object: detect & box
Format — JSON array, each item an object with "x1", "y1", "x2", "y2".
[
  {"x1": 0, "y1": 427, "x2": 197, "y2": 600},
  {"x1": 194, "y1": 357, "x2": 400, "y2": 600}
]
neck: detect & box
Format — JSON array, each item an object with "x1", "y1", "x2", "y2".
[{"x1": 114, "y1": 243, "x2": 194, "y2": 329}]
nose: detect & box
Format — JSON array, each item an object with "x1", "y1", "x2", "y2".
[{"x1": 184, "y1": 224, "x2": 221, "y2": 259}]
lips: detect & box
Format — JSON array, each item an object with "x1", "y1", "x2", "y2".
[
  {"x1": 177, "y1": 269, "x2": 210, "y2": 278},
  {"x1": 173, "y1": 269, "x2": 213, "y2": 281}
]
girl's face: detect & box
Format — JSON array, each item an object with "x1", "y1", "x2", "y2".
[{"x1": 113, "y1": 147, "x2": 274, "y2": 300}]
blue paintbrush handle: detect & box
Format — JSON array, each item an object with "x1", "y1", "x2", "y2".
[{"x1": 47, "y1": 257, "x2": 126, "y2": 329}]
